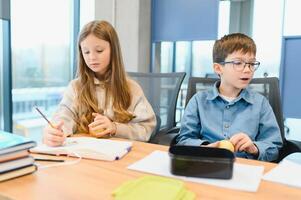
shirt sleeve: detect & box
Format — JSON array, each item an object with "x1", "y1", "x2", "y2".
[
  {"x1": 51, "y1": 81, "x2": 78, "y2": 136},
  {"x1": 114, "y1": 81, "x2": 156, "y2": 142},
  {"x1": 176, "y1": 95, "x2": 208, "y2": 146},
  {"x1": 254, "y1": 98, "x2": 283, "y2": 161}
]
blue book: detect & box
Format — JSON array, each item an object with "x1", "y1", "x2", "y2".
[{"x1": 0, "y1": 131, "x2": 36, "y2": 155}]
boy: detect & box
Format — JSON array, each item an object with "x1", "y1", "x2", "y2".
[{"x1": 176, "y1": 33, "x2": 283, "y2": 162}]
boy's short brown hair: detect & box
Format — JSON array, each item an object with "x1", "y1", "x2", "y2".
[{"x1": 213, "y1": 33, "x2": 256, "y2": 63}]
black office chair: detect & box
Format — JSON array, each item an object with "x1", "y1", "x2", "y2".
[
  {"x1": 127, "y1": 72, "x2": 186, "y2": 144},
  {"x1": 173, "y1": 77, "x2": 301, "y2": 162}
]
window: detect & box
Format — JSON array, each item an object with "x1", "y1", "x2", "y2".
[
  {"x1": 191, "y1": 41, "x2": 215, "y2": 77},
  {"x1": 11, "y1": 0, "x2": 75, "y2": 141},
  {"x1": 0, "y1": 20, "x2": 3, "y2": 129},
  {"x1": 160, "y1": 42, "x2": 174, "y2": 73},
  {"x1": 175, "y1": 42, "x2": 192, "y2": 75}
]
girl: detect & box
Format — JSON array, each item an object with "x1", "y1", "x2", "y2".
[{"x1": 43, "y1": 20, "x2": 156, "y2": 146}]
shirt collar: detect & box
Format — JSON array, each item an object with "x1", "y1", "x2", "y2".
[
  {"x1": 238, "y1": 88, "x2": 254, "y2": 104},
  {"x1": 206, "y1": 80, "x2": 254, "y2": 104},
  {"x1": 206, "y1": 81, "x2": 220, "y2": 101},
  {"x1": 94, "y1": 77, "x2": 100, "y2": 84},
  {"x1": 93, "y1": 77, "x2": 105, "y2": 88}
]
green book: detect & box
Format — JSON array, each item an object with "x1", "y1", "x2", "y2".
[
  {"x1": 0, "y1": 131, "x2": 36, "y2": 155},
  {"x1": 113, "y1": 175, "x2": 195, "y2": 200}
]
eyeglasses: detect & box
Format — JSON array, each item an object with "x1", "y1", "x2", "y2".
[{"x1": 219, "y1": 60, "x2": 260, "y2": 72}]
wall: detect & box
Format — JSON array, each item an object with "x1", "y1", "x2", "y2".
[{"x1": 94, "y1": 0, "x2": 151, "y2": 72}]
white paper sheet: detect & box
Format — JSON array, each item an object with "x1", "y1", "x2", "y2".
[
  {"x1": 128, "y1": 150, "x2": 264, "y2": 192},
  {"x1": 263, "y1": 158, "x2": 301, "y2": 188}
]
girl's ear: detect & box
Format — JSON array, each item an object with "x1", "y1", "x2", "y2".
[{"x1": 213, "y1": 63, "x2": 223, "y2": 76}]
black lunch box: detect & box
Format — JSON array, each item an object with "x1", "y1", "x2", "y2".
[{"x1": 169, "y1": 145, "x2": 235, "y2": 179}]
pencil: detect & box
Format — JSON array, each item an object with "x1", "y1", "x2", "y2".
[
  {"x1": 34, "y1": 158, "x2": 65, "y2": 162},
  {"x1": 34, "y1": 106, "x2": 55, "y2": 128}
]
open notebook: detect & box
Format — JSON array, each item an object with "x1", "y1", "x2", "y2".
[{"x1": 30, "y1": 137, "x2": 132, "y2": 161}]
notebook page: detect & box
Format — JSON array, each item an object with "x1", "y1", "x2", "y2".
[{"x1": 30, "y1": 137, "x2": 132, "y2": 161}]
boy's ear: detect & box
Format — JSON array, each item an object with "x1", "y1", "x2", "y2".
[{"x1": 213, "y1": 63, "x2": 223, "y2": 76}]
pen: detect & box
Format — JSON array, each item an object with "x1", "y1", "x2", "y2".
[
  {"x1": 34, "y1": 106, "x2": 55, "y2": 128},
  {"x1": 34, "y1": 158, "x2": 65, "y2": 162}
]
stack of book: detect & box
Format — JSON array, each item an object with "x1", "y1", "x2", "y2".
[{"x1": 0, "y1": 131, "x2": 37, "y2": 182}]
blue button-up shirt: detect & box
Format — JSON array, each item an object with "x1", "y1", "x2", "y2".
[{"x1": 177, "y1": 82, "x2": 283, "y2": 161}]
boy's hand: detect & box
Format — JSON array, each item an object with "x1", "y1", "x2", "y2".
[
  {"x1": 88, "y1": 113, "x2": 117, "y2": 138},
  {"x1": 43, "y1": 121, "x2": 66, "y2": 147},
  {"x1": 230, "y1": 133, "x2": 258, "y2": 155}
]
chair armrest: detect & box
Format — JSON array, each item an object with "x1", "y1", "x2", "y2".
[
  {"x1": 277, "y1": 139, "x2": 301, "y2": 162},
  {"x1": 166, "y1": 126, "x2": 180, "y2": 134},
  {"x1": 286, "y1": 139, "x2": 301, "y2": 152},
  {"x1": 149, "y1": 126, "x2": 180, "y2": 145}
]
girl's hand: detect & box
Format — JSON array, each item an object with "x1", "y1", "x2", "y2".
[
  {"x1": 43, "y1": 121, "x2": 66, "y2": 147},
  {"x1": 88, "y1": 113, "x2": 117, "y2": 138}
]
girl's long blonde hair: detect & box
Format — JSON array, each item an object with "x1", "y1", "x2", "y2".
[{"x1": 75, "y1": 20, "x2": 134, "y2": 133}]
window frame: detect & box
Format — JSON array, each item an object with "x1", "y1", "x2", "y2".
[{"x1": 1, "y1": 0, "x2": 80, "y2": 132}]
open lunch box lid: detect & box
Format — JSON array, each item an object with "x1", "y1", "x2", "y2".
[{"x1": 169, "y1": 145, "x2": 235, "y2": 179}]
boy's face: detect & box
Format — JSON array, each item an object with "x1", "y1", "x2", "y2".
[{"x1": 213, "y1": 50, "x2": 257, "y2": 92}]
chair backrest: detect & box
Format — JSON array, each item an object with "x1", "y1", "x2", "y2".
[
  {"x1": 185, "y1": 77, "x2": 286, "y2": 144},
  {"x1": 127, "y1": 72, "x2": 186, "y2": 134}
]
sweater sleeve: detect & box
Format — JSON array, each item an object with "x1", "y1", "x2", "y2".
[{"x1": 51, "y1": 80, "x2": 78, "y2": 136}]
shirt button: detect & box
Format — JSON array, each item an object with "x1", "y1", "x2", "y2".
[
  {"x1": 226, "y1": 105, "x2": 230, "y2": 109},
  {"x1": 224, "y1": 124, "x2": 229, "y2": 128}
]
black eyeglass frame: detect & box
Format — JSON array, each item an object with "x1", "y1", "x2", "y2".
[{"x1": 219, "y1": 60, "x2": 260, "y2": 72}]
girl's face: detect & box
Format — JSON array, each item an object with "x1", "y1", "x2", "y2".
[{"x1": 80, "y1": 34, "x2": 111, "y2": 77}]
